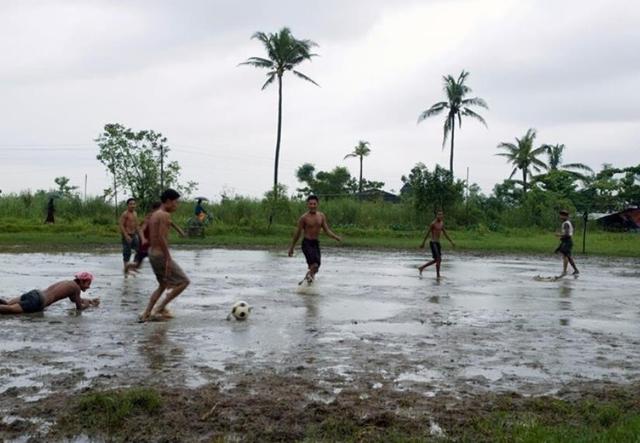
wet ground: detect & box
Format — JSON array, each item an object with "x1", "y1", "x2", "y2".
[{"x1": 1, "y1": 248, "x2": 639, "y2": 437}]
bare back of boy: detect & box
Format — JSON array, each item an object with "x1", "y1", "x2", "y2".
[
  {"x1": 148, "y1": 209, "x2": 171, "y2": 253},
  {"x1": 42, "y1": 281, "x2": 84, "y2": 309}
]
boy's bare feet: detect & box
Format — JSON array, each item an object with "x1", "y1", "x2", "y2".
[{"x1": 153, "y1": 308, "x2": 174, "y2": 319}]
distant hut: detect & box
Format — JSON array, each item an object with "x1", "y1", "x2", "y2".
[
  {"x1": 357, "y1": 190, "x2": 401, "y2": 203},
  {"x1": 597, "y1": 208, "x2": 640, "y2": 231}
]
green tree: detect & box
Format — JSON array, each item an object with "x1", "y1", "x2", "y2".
[
  {"x1": 295, "y1": 163, "x2": 357, "y2": 199},
  {"x1": 496, "y1": 128, "x2": 548, "y2": 196},
  {"x1": 618, "y1": 164, "x2": 640, "y2": 207},
  {"x1": 344, "y1": 140, "x2": 371, "y2": 195},
  {"x1": 418, "y1": 70, "x2": 488, "y2": 175},
  {"x1": 240, "y1": 27, "x2": 319, "y2": 207},
  {"x1": 53, "y1": 176, "x2": 78, "y2": 197},
  {"x1": 96, "y1": 123, "x2": 197, "y2": 211},
  {"x1": 534, "y1": 169, "x2": 578, "y2": 201},
  {"x1": 401, "y1": 163, "x2": 464, "y2": 216},
  {"x1": 541, "y1": 143, "x2": 593, "y2": 180}
]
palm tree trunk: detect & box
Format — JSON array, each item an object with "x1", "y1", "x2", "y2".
[
  {"x1": 270, "y1": 74, "x2": 283, "y2": 226},
  {"x1": 274, "y1": 74, "x2": 283, "y2": 197},
  {"x1": 449, "y1": 115, "x2": 455, "y2": 176},
  {"x1": 359, "y1": 155, "x2": 363, "y2": 198},
  {"x1": 522, "y1": 168, "x2": 527, "y2": 195}
]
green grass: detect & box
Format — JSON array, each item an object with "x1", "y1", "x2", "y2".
[
  {"x1": 0, "y1": 222, "x2": 637, "y2": 257},
  {"x1": 464, "y1": 396, "x2": 640, "y2": 443},
  {"x1": 65, "y1": 388, "x2": 162, "y2": 433},
  {"x1": 47, "y1": 386, "x2": 640, "y2": 442}
]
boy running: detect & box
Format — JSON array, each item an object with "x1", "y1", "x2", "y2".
[
  {"x1": 288, "y1": 195, "x2": 342, "y2": 284},
  {"x1": 126, "y1": 201, "x2": 162, "y2": 275},
  {"x1": 555, "y1": 209, "x2": 579, "y2": 276},
  {"x1": 119, "y1": 198, "x2": 140, "y2": 275},
  {"x1": 419, "y1": 210, "x2": 455, "y2": 279}
]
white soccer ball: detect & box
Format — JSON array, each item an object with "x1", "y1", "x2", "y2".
[{"x1": 231, "y1": 300, "x2": 251, "y2": 321}]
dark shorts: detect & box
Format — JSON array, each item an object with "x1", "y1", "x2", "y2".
[
  {"x1": 134, "y1": 243, "x2": 149, "y2": 264},
  {"x1": 301, "y1": 238, "x2": 321, "y2": 268},
  {"x1": 430, "y1": 241, "x2": 442, "y2": 260},
  {"x1": 19, "y1": 290, "x2": 45, "y2": 313},
  {"x1": 555, "y1": 237, "x2": 573, "y2": 257},
  {"x1": 122, "y1": 233, "x2": 140, "y2": 262}
]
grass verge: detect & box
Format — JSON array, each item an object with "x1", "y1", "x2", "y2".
[{"x1": 0, "y1": 224, "x2": 638, "y2": 257}]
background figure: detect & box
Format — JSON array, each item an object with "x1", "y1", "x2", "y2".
[
  {"x1": 194, "y1": 198, "x2": 208, "y2": 223},
  {"x1": 45, "y1": 197, "x2": 55, "y2": 224}
]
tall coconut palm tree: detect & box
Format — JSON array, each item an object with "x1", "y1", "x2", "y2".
[
  {"x1": 344, "y1": 140, "x2": 371, "y2": 196},
  {"x1": 541, "y1": 143, "x2": 593, "y2": 180},
  {"x1": 240, "y1": 27, "x2": 319, "y2": 204},
  {"x1": 418, "y1": 70, "x2": 488, "y2": 175},
  {"x1": 496, "y1": 128, "x2": 548, "y2": 195}
]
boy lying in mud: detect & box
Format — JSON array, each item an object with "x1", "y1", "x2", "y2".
[{"x1": 0, "y1": 272, "x2": 99, "y2": 315}]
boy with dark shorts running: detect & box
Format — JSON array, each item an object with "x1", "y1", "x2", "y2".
[
  {"x1": 419, "y1": 210, "x2": 455, "y2": 279},
  {"x1": 0, "y1": 272, "x2": 99, "y2": 315},
  {"x1": 126, "y1": 202, "x2": 162, "y2": 275},
  {"x1": 288, "y1": 195, "x2": 342, "y2": 284},
  {"x1": 139, "y1": 189, "x2": 190, "y2": 322},
  {"x1": 555, "y1": 209, "x2": 579, "y2": 276}
]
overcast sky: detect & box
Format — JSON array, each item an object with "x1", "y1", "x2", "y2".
[{"x1": 1, "y1": 0, "x2": 638, "y2": 200}]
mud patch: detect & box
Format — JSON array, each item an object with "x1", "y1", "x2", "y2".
[{"x1": 3, "y1": 375, "x2": 640, "y2": 442}]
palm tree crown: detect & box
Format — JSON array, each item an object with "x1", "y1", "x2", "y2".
[
  {"x1": 496, "y1": 128, "x2": 548, "y2": 195},
  {"x1": 541, "y1": 143, "x2": 593, "y2": 180},
  {"x1": 344, "y1": 140, "x2": 371, "y2": 195},
  {"x1": 418, "y1": 70, "x2": 488, "y2": 175},
  {"x1": 240, "y1": 27, "x2": 319, "y2": 89},
  {"x1": 240, "y1": 27, "x2": 319, "y2": 218}
]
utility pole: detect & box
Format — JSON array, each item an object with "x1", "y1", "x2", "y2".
[
  {"x1": 582, "y1": 211, "x2": 588, "y2": 254},
  {"x1": 160, "y1": 144, "x2": 165, "y2": 191}
]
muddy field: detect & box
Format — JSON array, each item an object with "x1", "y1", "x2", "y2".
[{"x1": 1, "y1": 248, "x2": 639, "y2": 440}]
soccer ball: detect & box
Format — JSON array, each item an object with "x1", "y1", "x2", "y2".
[{"x1": 230, "y1": 301, "x2": 251, "y2": 321}]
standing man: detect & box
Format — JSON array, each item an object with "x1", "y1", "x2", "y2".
[
  {"x1": 0, "y1": 272, "x2": 99, "y2": 315},
  {"x1": 45, "y1": 197, "x2": 55, "y2": 224},
  {"x1": 419, "y1": 210, "x2": 455, "y2": 279},
  {"x1": 555, "y1": 209, "x2": 579, "y2": 276},
  {"x1": 119, "y1": 198, "x2": 140, "y2": 275},
  {"x1": 139, "y1": 189, "x2": 190, "y2": 322},
  {"x1": 288, "y1": 195, "x2": 342, "y2": 284}
]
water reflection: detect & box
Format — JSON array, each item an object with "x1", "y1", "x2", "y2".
[
  {"x1": 558, "y1": 280, "x2": 573, "y2": 326},
  {"x1": 139, "y1": 322, "x2": 184, "y2": 372}
]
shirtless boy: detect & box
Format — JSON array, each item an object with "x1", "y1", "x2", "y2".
[
  {"x1": 419, "y1": 210, "x2": 455, "y2": 279},
  {"x1": 139, "y1": 189, "x2": 190, "y2": 322},
  {"x1": 0, "y1": 272, "x2": 99, "y2": 314},
  {"x1": 126, "y1": 201, "x2": 161, "y2": 275},
  {"x1": 288, "y1": 195, "x2": 342, "y2": 284},
  {"x1": 119, "y1": 198, "x2": 140, "y2": 274}
]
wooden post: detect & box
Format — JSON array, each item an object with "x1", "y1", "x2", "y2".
[{"x1": 582, "y1": 211, "x2": 588, "y2": 254}]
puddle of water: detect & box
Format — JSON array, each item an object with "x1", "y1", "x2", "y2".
[{"x1": 0, "y1": 249, "x2": 638, "y2": 403}]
